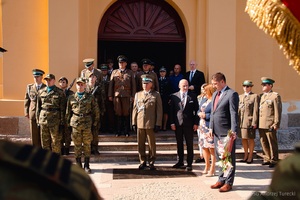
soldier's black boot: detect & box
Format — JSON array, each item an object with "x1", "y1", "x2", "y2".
[
  {"x1": 65, "y1": 148, "x2": 70, "y2": 155},
  {"x1": 76, "y1": 157, "x2": 82, "y2": 168},
  {"x1": 92, "y1": 146, "x2": 100, "y2": 155},
  {"x1": 124, "y1": 116, "x2": 130, "y2": 137},
  {"x1": 84, "y1": 157, "x2": 92, "y2": 174}
]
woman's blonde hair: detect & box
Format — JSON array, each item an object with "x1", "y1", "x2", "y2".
[{"x1": 204, "y1": 84, "x2": 215, "y2": 98}]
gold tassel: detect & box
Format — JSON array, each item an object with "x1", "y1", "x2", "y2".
[{"x1": 245, "y1": 0, "x2": 300, "y2": 75}]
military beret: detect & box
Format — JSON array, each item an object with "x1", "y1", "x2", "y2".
[
  {"x1": 261, "y1": 77, "x2": 275, "y2": 84},
  {"x1": 83, "y1": 58, "x2": 95, "y2": 68},
  {"x1": 242, "y1": 80, "x2": 253, "y2": 86},
  {"x1": 44, "y1": 74, "x2": 55, "y2": 80},
  {"x1": 141, "y1": 58, "x2": 152, "y2": 65},
  {"x1": 32, "y1": 69, "x2": 45, "y2": 76},
  {"x1": 159, "y1": 67, "x2": 167, "y2": 72},
  {"x1": 100, "y1": 64, "x2": 108, "y2": 70},
  {"x1": 117, "y1": 55, "x2": 127, "y2": 62},
  {"x1": 141, "y1": 74, "x2": 153, "y2": 83},
  {"x1": 58, "y1": 76, "x2": 68, "y2": 83},
  {"x1": 76, "y1": 77, "x2": 86, "y2": 84}
]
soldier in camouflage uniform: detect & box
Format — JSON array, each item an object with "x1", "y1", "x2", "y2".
[
  {"x1": 66, "y1": 77, "x2": 100, "y2": 173},
  {"x1": 58, "y1": 76, "x2": 75, "y2": 155},
  {"x1": 108, "y1": 55, "x2": 136, "y2": 137},
  {"x1": 24, "y1": 69, "x2": 46, "y2": 147},
  {"x1": 0, "y1": 140, "x2": 102, "y2": 200},
  {"x1": 85, "y1": 71, "x2": 105, "y2": 155},
  {"x1": 36, "y1": 74, "x2": 66, "y2": 154}
]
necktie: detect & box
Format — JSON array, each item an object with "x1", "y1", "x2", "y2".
[
  {"x1": 37, "y1": 85, "x2": 40, "y2": 90},
  {"x1": 181, "y1": 92, "x2": 186, "y2": 108},
  {"x1": 213, "y1": 91, "x2": 221, "y2": 111},
  {"x1": 189, "y1": 71, "x2": 194, "y2": 82}
]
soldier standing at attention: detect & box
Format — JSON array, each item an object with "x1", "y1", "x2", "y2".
[
  {"x1": 24, "y1": 69, "x2": 46, "y2": 146},
  {"x1": 86, "y1": 72, "x2": 105, "y2": 155},
  {"x1": 80, "y1": 58, "x2": 102, "y2": 83},
  {"x1": 58, "y1": 77, "x2": 75, "y2": 155},
  {"x1": 258, "y1": 77, "x2": 282, "y2": 168},
  {"x1": 66, "y1": 77, "x2": 100, "y2": 173},
  {"x1": 132, "y1": 74, "x2": 163, "y2": 170},
  {"x1": 108, "y1": 55, "x2": 136, "y2": 137},
  {"x1": 36, "y1": 74, "x2": 66, "y2": 154}
]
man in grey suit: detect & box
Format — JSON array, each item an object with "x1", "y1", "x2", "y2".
[
  {"x1": 209, "y1": 72, "x2": 239, "y2": 192},
  {"x1": 169, "y1": 79, "x2": 199, "y2": 171}
]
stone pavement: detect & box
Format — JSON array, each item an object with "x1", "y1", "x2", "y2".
[{"x1": 87, "y1": 159, "x2": 274, "y2": 200}]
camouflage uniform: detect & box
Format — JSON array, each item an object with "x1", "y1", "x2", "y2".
[
  {"x1": 36, "y1": 84, "x2": 66, "y2": 154},
  {"x1": 65, "y1": 89, "x2": 100, "y2": 172},
  {"x1": 0, "y1": 140, "x2": 101, "y2": 200},
  {"x1": 24, "y1": 82, "x2": 46, "y2": 146}
]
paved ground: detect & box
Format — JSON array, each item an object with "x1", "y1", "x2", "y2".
[{"x1": 87, "y1": 158, "x2": 278, "y2": 200}]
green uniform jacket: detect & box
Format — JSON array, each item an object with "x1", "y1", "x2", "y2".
[
  {"x1": 24, "y1": 83, "x2": 46, "y2": 119},
  {"x1": 238, "y1": 92, "x2": 260, "y2": 129},
  {"x1": 36, "y1": 86, "x2": 66, "y2": 126},
  {"x1": 65, "y1": 92, "x2": 100, "y2": 129}
]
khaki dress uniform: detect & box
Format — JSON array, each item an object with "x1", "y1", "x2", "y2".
[
  {"x1": 108, "y1": 68, "x2": 136, "y2": 135},
  {"x1": 24, "y1": 82, "x2": 46, "y2": 146},
  {"x1": 132, "y1": 88, "x2": 163, "y2": 165},
  {"x1": 65, "y1": 90, "x2": 100, "y2": 172},
  {"x1": 258, "y1": 91, "x2": 282, "y2": 164},
  {"x1": 238, "y1": 92, "x2": 259, "y2": 139},
  {"x1": 36, "y1": 85, "x2": 66, "y2": 154}
]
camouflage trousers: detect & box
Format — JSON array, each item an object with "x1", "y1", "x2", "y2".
[
  {"x1": 40, "y1": 124, "x2": 62, "y2": 154},
  {"x1": 72, "y1": 127, "x2": 93, "y2": 158},
  {"x1": 61, "y1": 125, "x2": 72, "y2": 148}
]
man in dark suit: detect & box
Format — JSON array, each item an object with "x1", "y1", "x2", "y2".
[
  {"x1": 185, "y1": 60, "x2": 205, "y2": 96},
  {"x1": 169, "y1": 79, "x2": 199, "y2": 171},
  {"x1": 209, "y1": 72, "x2": 239, "y2": 192}
]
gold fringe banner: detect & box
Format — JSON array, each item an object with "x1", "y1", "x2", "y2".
[{"x1": 245, "y1": 0, "x2": 300, "y2": 75}]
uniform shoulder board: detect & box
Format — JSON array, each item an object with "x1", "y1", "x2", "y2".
[{"x1": 0, "y1": 140, "x2": 101, "y2": 199}]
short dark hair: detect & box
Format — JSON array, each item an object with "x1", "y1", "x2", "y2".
[{"x1": 211, "y1": 72, "x2": 226, "y2": 83}]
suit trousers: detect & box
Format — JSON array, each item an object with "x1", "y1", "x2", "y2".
[
  {"x1": 137, "y1": 128, "x2": 156, "y2": 164},
  {"x1": 175, "y1": 125, "x2": 194, "y2": 166},
  {"x1": 258, "y1": 129, "x2": 278, "y2": 164},
  {"x1": 214, "y1": 135, "x2": 236, "y2": 185},
  {"x1": 30, "y1": 119, "x2": 41, "y2": 147}
]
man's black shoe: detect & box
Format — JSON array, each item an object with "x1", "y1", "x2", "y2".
[
  {"x1": 172, "y1": 162, "x2": 184, "y2": 168},
  {"x1": 185, "y1": 165, "x2": 193, "y2": 171},
  {"x1": 195, "y1": 158, "x2": 204, "y2": 163},
  {"x1": 138, "y1": 163, "x2": 147, "y2": 170},
  {"x1": 125, "y1": 133, "x2": 130, "y2": 137},
  {"x1": 262, "y1": 161, "x2": 271, "y2": 165},
  {"x1": 149, "y1": 164, "x2": 156, "y2": 170},
  {"x1": 269, "y1": 163, "x2": 277, "y2": 168}
]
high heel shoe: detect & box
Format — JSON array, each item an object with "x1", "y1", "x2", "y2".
[
  {"x1": 238, "y1": 158, "x2": 248, "y2": 162},
  {"x1": 206, "y1": 172, "x2": 215, "y2": 177},
  {"x1": 202, "y1": 170, "x2": 208, "y2": 174},
  {"x1": 246, "y1": 158, "x2": 253, "y2": 164}
]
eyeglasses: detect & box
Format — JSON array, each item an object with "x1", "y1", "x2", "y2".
[{"x1": 243, "y1": 85, "x2": 251, "y2": 88}]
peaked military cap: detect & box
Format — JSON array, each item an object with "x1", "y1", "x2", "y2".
[
  {"x1": 100, "y1": 64, "x2": 108, "y2": 70},
  {"x1": 141, "y1": 74, "x2": 153, "y2": 83},
  {"x1": 44, "y1": 74, "x2": 55, "y2": 80},
  {"x1": 117, "y1": 55, "x2": 127, "y2": 62},
  {"x1": 159, "y1": 67, "x2": 167, "y2": 72},
  {"x1": 83, "y1": 58, "x2": 95, "y2": 68},
  {"x1": 32, "y1": 69, "x2": 45, "y2": 76},
  {"x1": 242, "y1": 80, "x2": 253, "y2": 86},
  {"x1": 261, "y1": 77, "x2": 275, "y2": 84},
  {"x1": 141, "y1": 58, "x2": 152, "y2": 65},
  {"x1": 76, "y1": 77, "x2": 86, "y2": 83}
]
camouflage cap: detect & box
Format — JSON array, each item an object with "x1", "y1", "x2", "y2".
[
  {"x1": 44, "y1": 74, "x2": 55, "y2": 80},
  {"x1": 58, "y1": 76, "x2": 68, "y2": 83},
  {"x1": 76, "y1": 77, "x2": 86, "y2": 83}
]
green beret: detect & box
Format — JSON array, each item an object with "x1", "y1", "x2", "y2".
[{"x1": 261, "y1": 77, "x2": 275, "y2": 84}]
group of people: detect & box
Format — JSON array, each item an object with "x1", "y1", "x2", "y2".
[{"x1": 24, "y1": 55, "x2": 282, "y2": 193}]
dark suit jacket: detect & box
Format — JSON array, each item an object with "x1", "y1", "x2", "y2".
[
  {"x1": 209, "y1": 86, "x2": 239, "y2": 136},
  {"x1": 185, "y1": 70, "x2": 205, "y2": 96},
  {"x1": 169, "y1": 91, "x2": 199, "y2": 127}
]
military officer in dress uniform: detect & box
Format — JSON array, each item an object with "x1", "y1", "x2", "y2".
[
  {"x1": 80, "y1": 58, "x2": 103, "y2": 83},
  {"x1": 66, "y1": 77, "x2": 100, "y2": 173},
  {"x1": 136, "y1": 58, "x2": 159, "y2": 92},
  {"x1": 58, "y1": 77, "x2": 75, "y2": 155},
  {"x1": 132, "y1": 74, "x2": 163, "y2": 170},
  {"x1": 258, "y1": 77, "x2": 282, "y2": 168},
  {"x1": 238, "y1": 80, "x2": 259, "y2": 164},
  {"x1": 108, "y1": 55, "x2": 136, "y2": 137},
  {"x1": 36, "y1": 74, "x2": 66, "y2": 154},
  {"x1": 24, "y1": 69, "x2": 46, "y2": 147}
]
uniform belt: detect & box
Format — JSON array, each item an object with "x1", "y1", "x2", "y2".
[
  {"x1": 41, "y1": 108, "x2": 60, "y2": 112},
  {"x1": 73, "y1": 112, "x2": 91, "y2": 117}
]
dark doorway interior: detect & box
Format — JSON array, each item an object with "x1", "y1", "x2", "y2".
[{"x1": 98, "y1": 41, "x2": 186, "y2": 74}]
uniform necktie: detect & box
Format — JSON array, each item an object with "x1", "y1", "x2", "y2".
[
  {"x1": 213, "y1": 91, "x2": 221, "y2": 111},
  {"x1": 189, "y1": 71, "x2": 194, "y2": 82},
  {"x1": 181, "y1": 92, "x2": 186, "y2": 108}
]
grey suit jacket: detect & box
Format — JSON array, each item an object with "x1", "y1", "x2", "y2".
[{"x1": 209, "y1": 86, "x2": 239, "y2": 136}]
